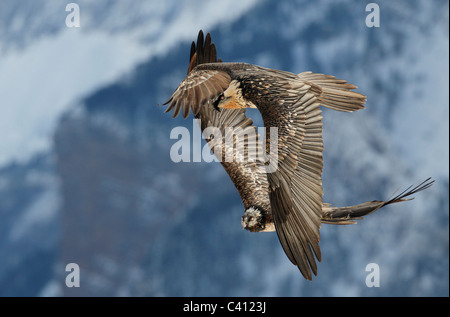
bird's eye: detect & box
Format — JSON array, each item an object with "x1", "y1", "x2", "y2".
[
  {"x1": 212, "y1": 93, "x2": 224, "y2": 110},
  {"x1": 215, "y1": 93, "x2": 224, "y2": 103}
]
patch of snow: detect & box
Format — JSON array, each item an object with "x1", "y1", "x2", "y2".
[
  {"x1": 0, "y1": 0, "x2": 259, "y2": 168},
  {"x1": 9, "y1": 185, "x2": 60, "y2": 242}
]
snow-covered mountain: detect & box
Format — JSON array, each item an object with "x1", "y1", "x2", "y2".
[{"x1": 0, "y1": 0, "x2": 448, "y2": 297}]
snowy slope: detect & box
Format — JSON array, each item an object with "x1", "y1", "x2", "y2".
[{"x1": 0, "y1": 0, "x2": 257, "y2": 167}]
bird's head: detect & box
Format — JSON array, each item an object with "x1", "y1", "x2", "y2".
[
  {"x1": 212, "y1": 80, "x2": 248, "y2": 111},
  {"x1": 241, "y1": 206, "x2": 266, "y2": 232}
]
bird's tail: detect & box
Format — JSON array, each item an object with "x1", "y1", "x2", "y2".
[
  {"x1": 298, "y1": 71, "x2": 366, "y2": 112},
  {"x1": 321, "y1": 178, "x2": 435, "y2": 225}
]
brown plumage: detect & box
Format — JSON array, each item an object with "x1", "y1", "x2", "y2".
[{"x1": 162, "y1": 30, "x2": 434, "y2": 280}]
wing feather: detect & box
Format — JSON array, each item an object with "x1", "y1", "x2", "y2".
[
  {"x1": 198, "y1": 105, "x2": 271, "y2": 214},
  {"x1": 163, "y1": 30, "x2": 231, "y2": 119},
  {"x1": 254, "y1": 79, "x2": 324, "y2": 280},
  {"x1": 164, "y1": 70, "x2": 231, "y2": 118}
]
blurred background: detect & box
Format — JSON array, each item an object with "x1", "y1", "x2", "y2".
[{"x1": 0, "y1": 0, "x2": 448, "y2": 297}]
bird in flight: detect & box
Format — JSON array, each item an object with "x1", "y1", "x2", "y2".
[{"x1": 163, "y1": 30, "x2": 434, "y2": 280}]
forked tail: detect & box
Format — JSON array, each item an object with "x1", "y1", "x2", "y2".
[{"x1": 322, "y1": 178, "x2": 435, "y2": 225}]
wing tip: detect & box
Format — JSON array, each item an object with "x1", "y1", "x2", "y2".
[{"x1": 164, "y1": 30, "x2": 225, "y2": 119}]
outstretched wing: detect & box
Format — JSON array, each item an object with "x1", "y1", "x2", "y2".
[
  {"x1": 198, "y1": 105, "x2": 271, "y2": 213},
  {"x1": 163, "y1": 31, "x2": 231, "y2": 118},
  {"x1": 164, "y1": 30, "x2": 271, "y2": 212},
  {"x1": 264, "y1": 80, "x2": 325, "y2": 280},
  {"x1": 258, "y1": 69, "x2": 366, "y2": 280}
]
